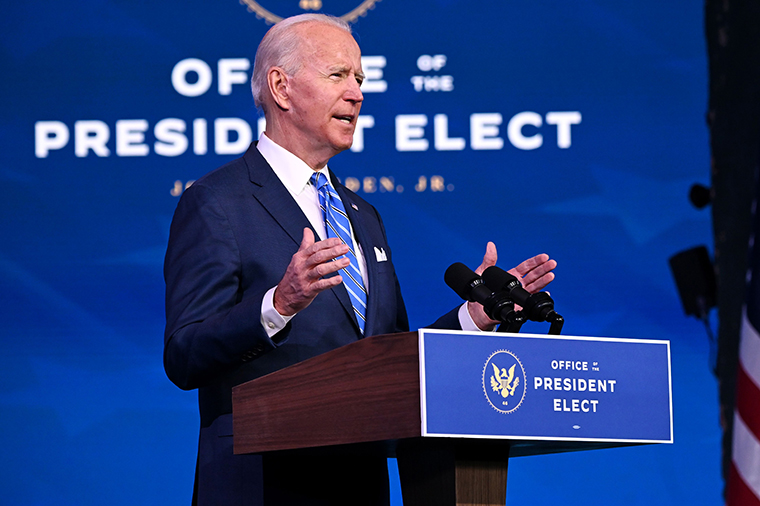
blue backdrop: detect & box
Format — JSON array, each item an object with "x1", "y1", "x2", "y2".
[{"x1": 1, "y1": 1, "x2": 718, "y2": 504}]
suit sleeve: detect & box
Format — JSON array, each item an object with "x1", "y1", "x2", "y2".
[
  {"x1": 427, "y1": 306, "x2": 463, "y2": 330},
  {"x1": 163, "y1": 183, "x2": 288, "y2": 391}
]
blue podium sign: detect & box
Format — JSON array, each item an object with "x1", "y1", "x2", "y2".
[{"x1": 419, "y1": 330, "x2": 673, "y2": 444}]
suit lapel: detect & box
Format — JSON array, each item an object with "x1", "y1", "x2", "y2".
[{"x1": 244, "y1": 145, "x2": 314, "y2": 246}]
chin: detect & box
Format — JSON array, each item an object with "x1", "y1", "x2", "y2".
[{"x1": 330, "y1": 136, "x2": 355, "y2": 153}]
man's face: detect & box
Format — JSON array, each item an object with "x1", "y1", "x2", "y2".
[{"x1": 283, "y1": 23, "x2": 364, "y2": 166}]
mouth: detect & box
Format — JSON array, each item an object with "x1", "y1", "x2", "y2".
[{"x1": 333, "y1": 114, "x2": 355, "y2": 125}]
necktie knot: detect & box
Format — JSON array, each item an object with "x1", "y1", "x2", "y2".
[{"x1": 310, "y1": 171, "x2": 327, "y2": 191}]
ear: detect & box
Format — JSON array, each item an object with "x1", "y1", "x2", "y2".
[{"x1": 267, "y1": 67, "x2": 291, "y2": 111}]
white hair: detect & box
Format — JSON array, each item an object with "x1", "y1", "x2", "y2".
[{"x1": 251, "y1": 14, "x2": 352, "y2": 111}]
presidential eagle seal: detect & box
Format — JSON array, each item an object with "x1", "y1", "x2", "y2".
[
  {"x1": 240, "y1": 0, "x2": 382, "y2": 24},
  {"x1": 483, "y1": 350, "x2": 527, "y2": 414}
]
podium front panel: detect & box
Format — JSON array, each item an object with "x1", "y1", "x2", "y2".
[{"x1": 419, "y1": 329, "x2": 673, "y2": 444}]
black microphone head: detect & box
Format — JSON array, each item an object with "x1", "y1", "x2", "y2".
[
  {"x1": 484, "y1": 266, "x2": 556, "y2": 321},
  {"x1": 444, "y1": 262, "x2": 480, "y2": 301},
  {"x1": 482, "y1": 266, "x2": 520, "y2": 292},
  {"x1": 445, "y1": 262, "x2": 512, "y2": 321}
]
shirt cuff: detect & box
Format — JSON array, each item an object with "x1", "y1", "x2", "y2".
[
  {"x1": 261, "y1": 286, "x2": 293, "y2": 341},
  {"x1": 458, "y1": 302, "x2": 483, "y2": 332}
]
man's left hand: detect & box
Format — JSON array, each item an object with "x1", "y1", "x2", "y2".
[{"x1": 466, "y1": 243, "x2": 557, "y2": 331}]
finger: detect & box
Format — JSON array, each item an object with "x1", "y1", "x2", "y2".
[
  {"x1": 523, "y1": 271, "x2": 555, "y2": 293},
  {"x1": 311, "y1": 274, "x2": 345, "y2": 292},
  {"x1": 511, "y1": 253, "x2": 551, "y2": 277},
  {"x1": 303, "y1": 236, "x2": 345, "y2": 257},
  {"x1": 310, "y1": 256, "x2": 350, "y2": 280},
  {"x1": 299, "y1": 227, "x2": 316, "y2": 251},
  {"x1": 518, "y1": 258, "x2": 557, "y2": 286},
  {"x1": 307, "y1": 242, "x2": 351, "y2": 267},
  {"x1": 474, "y1": 242, "x2": 498, "y2": 276}
]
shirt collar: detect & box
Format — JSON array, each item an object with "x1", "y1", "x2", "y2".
[{"x1": 257, "y1": 132, "x2": 330, "y2": 196}]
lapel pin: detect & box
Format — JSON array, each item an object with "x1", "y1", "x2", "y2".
[{"x1": 351, "y1": 203, "x2": 358, "y2": 211}]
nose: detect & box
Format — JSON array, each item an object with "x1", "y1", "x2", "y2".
[{"x1": 345, "y1": 78, "x2": 363, "y2": 104}]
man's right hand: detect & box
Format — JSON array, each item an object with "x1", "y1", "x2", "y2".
[{"x1": 273, "y1": 228, "x2": 350, "y2": 316}]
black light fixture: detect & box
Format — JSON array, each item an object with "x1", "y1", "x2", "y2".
[{"x1": 669, "y1": 245, "x2": 717, "y2": 320}]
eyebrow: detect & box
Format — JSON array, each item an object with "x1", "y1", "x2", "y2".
[{"x1": 328, "y1": 65, "x2": 365, "y2": 81}]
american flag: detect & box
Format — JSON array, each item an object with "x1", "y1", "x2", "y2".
[{"x1": 727, "y1": 216, "x2": 760, "y2": 505}]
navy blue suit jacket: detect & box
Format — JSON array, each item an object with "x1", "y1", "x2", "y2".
[{"x1": 164, "y1": 143, "x2": 460, "y2": 504}]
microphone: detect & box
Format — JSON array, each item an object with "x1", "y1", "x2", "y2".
[
  {"x1": 444, "y1": 262, "x2": 520, "y2": 324},
  {"x1": 482, "y1": 266, "x2": 558, "y2": 323}
]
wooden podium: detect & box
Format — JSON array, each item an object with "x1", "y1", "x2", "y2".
[{"x1": 232, "y1": 330, "x2": 672, "y2": 505}]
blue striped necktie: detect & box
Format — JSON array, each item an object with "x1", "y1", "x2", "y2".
[{"x1": 311, "y1": 172, "x2": 367, "y2": 334}]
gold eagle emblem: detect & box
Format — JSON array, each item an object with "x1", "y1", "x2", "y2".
[
  {"x1": 482, "y1": 349, "x2": 526, "y2": 414},
  {"x1": 490, "y1": 363, "x2": 520, "y2": 399},
  {"x1": 240, "y1": 0, "x2": 382, "y2": 25}
]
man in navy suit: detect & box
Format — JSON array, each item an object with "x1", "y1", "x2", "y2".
[{"x1": 164, "y1": 13, "x2": 556, "y2": 506}]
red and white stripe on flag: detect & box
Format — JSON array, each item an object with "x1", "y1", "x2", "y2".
[{"x1": 727, "y1": 314, "x2": 760, "y2": 506}]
